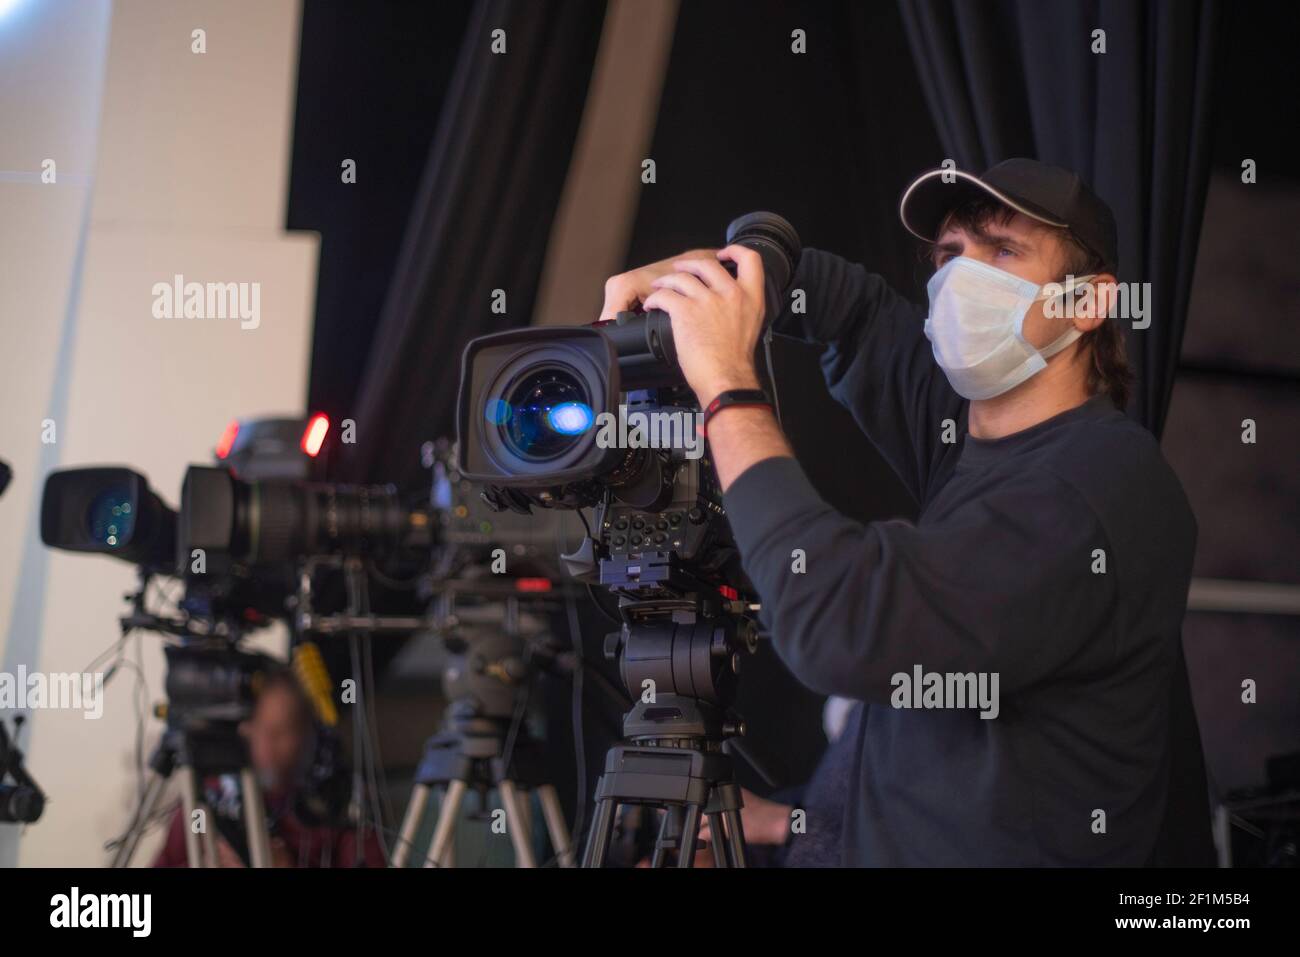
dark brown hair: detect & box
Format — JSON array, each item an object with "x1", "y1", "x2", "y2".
[{"x1": 929, "y1": 197, "x2": 1132, "y2": 410}]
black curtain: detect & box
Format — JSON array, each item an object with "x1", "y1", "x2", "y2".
[
  {"x1": 898, "y1": 0, "x2": 1222, "y2": 865},
  {"x1": 340, "y1": 0, "x2": 607, "y2": 486},
  {"x1": 290, "y1": 2, "x2": 473, "y2": 428}
]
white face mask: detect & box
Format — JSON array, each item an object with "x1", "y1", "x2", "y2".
[{"x1": 924, "y1": 257, "x2": 1095, "y2": 400}]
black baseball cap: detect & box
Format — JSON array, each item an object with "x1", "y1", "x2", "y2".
[{"x1": 899, "y1": 158, "x2": 1119, "y2": 274}]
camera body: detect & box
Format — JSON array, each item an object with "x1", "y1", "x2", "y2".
[
  {"x1": 456, "y1": 212, "x2": 799, "y2": 502},
  {"x1": 456, "y1": 212, "x2": 800, "y2": 602}
]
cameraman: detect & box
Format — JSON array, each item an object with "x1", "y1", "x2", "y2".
[
  {"x1": 153, "y1": 668, "x2": 383, "y2": 867},
  {"x1": 600, "y1": 160, "x2": 1196, "y2": 866}
]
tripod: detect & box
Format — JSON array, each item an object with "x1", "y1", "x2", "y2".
[
  {"x1": 112, "y1": 723, "x2": 272, "y2": 868},
  {"x1": 393, "y1": 705, "x2": 573, "y2": 867},
  {"x1": 391, "y1": 594, "x2": 574, "y2": 868},
  {"x1": 581, "y1": 600, "x2": 755, "y2": 868}
]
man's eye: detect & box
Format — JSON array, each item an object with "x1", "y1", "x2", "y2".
[{"x1": 997, "y1": 246, "x2": 1016, "y2": 258}]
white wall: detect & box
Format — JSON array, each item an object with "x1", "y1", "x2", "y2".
[{"x1": 0, "y1": 0, "x2": 318, "y2": 866}]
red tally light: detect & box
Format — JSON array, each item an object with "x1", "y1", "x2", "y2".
[
  {"x1": 718, "y1": 585, "x2": 739, "y2": 601},
  {"x1": 301, "y1": 413, "x2": 330, "y2": 457},
  {"x1": 215, "y1": 420, "x2": 240, "y2": 459},
  {"x1": 515, "y1": 578, "x2": 553, "y2": 593}
]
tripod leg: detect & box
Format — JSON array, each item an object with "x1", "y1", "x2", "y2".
[
  {"x1": 580, "y1": 797, "x2": 618, "y2": 868},
  {"x1": 676, "y1": 803, "x2": 703, "y2": 868},
  {"x1": 498, "y1": 779, "x2": 537, "y2": 868},
  {"x1": 537, "y1": 784, "x2": 575, "y2": 868},
  {"x1": 706, "y1": 812, "x2": 728, "y2": 868},
  {"x1": 650, "y1": 807, "x2": 679, "y2": 869},
  {"x1": 240, "y1": 768, "x2": 273, "y2": 868},
  {"x1": 112, "y1": 772, "x2": 170, "y2": 868},
  {"x1": 426, "y1": 780, "x2": 467, "y2": 868},
  {"x1": 720, "y1": 806, "x2": 747, "y2": 868},
  {"x1": 199, "y1": 807, "x2": 219, "y2": 868},
  {"x1": 177, "y1": 765, "x2": 205, "y2": 868},
  {"x1": 391, "y1": 784, "x2": 431, "y2": 868}
]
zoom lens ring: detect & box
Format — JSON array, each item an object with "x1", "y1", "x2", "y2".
[{"x1": 250, "y1": 482, "x2": 299, "y2": 563}]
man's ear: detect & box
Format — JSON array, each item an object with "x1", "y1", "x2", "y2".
[{"x1": 1072, "y1": 272, "x2": 1117, "y2": 332}]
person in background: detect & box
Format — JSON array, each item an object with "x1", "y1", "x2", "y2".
[{"x1": 153, "y1": 668, "x2": 384, "y2": 867}]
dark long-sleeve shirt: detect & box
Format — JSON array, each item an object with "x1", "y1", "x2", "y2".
[{"x1": 724, "y1": 250, "x2": 1197, "y2": 866}]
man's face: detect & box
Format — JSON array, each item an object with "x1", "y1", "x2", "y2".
[
  {"x1": 932, "y1": 210, "x2": 1080, "y2": 350},
  {"x1": 243, "y1": 684, "x2": 308, "y2": 789}
]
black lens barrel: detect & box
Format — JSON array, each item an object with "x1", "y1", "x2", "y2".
[
  {"x1": 602, "y1": 211, "x2": 801, "y2": 389},
  {"x1": 181, "y1": 466, "x2": 429, "y2": 565},
  {"x1": 248, "y1": 481, "x2": 427, "y2": 563}
]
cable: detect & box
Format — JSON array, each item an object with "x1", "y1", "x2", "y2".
[
  {"x1": 763, "y1": 325, "x2": 784, "y2": 427},
  {"x1": 344, "y1": 562, "x2": 394, "y2": 865},
  {"x1": 586, "y1": 583, "x2": 624, "y2": 626},
  {"x1": 133, "y1": 632, "x2": 148, "y2": 802},
  {"x1": 499, "y1": 672, "x2": 530, "y2": 801},
  {"x1": 360, "y1": 633, "x2": 396, "y2": 833}
]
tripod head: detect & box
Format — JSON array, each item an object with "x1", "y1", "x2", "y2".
[{"x1": 604, "y1": 593, "x2": 756, "y2": 746}]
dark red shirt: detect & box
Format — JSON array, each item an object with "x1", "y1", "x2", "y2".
[{"x1": 153, "y1": 783, "x2": 384, "y2": 867}]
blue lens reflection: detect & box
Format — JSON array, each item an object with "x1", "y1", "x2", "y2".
[
  {"x1": 547, "y1": 401, "x2": 593, "y2": 435},
  {"x1": 485, "y1": 398, "x2": 512, "y2": 426}
]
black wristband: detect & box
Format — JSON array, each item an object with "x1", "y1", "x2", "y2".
[{"x1": 703, "y1": 389, "x2": 773, "y2": 435}]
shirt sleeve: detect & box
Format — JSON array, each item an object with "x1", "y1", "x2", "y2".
[
  {"x1": 723, "y1": 456, "x2": 1119, "y2": 701},
  {"x1": 772, "y1": 249, "x2": 965, "y2": 503}
]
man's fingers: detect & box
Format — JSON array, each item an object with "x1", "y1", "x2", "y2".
[
  {"x1": 672, "y1": 256, "x2": 735, "y2": 291},
  {"x1": 649, "y1": 271, "x2": 708, "y2": 300},
  {"x1": 598, "y1": 273, "x2": 645, "y2": 324},
  {"x1": 718, "y1": 244, "x2": 765, "y2": 308},
  {"x1": 641, "y1": 289, "x2": 685, "y2": 316}
]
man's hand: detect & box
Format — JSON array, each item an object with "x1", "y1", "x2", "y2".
[
  {"x1": 601, "y1": 246, "x2": 794, "y2": 492},
  {"x1": 641, "y1": 245, "x2": 767, "y2": 408},
  {"x1": 636, "y1": 788, "x2": 793, "y2": 866},
  {"x1": 598, "y1": 248, "x2": 717, "y2": 324},
  {"x1": 699, "y1": 788, "x2": 793, "y2": 847}
]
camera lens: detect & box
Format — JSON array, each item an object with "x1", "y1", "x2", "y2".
[
  {"x1": 86, "y1": 487, "x2": 136, "y2": 549},
  {"x1": 496, "y1": 367, "x2": 594, "y2": 461}
]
